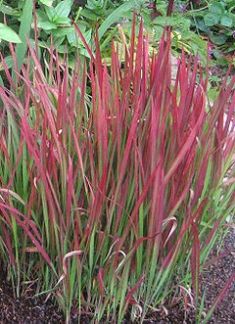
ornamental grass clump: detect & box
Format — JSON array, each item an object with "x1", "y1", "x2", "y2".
[{"x1": 0, "y1": 21, "x2": 234, "y2": 322}]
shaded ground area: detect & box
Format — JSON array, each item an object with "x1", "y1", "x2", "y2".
[
  {"x1": 200, "y1": 228, "x2": 235, "y2": 324},
  {"x1": 0, "y1": 280, "x2": 63, "y2": 323},
  {"x1": 0, "y1": 229, "x2": 234, "y2": 323}
]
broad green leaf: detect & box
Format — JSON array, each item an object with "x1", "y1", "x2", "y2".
[
  {"x1": 67, "y1": 28, "x2": 91, "y2": 47},
  {"x1": 204, "y1": 13, "x2": 220, "y2": 26},
  {"x1": 37, "y1": 10, "x2": 56, "y2": 29},
  {"x1": 54, "y1": 0, "x2": 73, "y2": 18},
  {"x1": 67, "y1": 29, "x2": 81, "y2": 45},
  {"x1": 45, "y1": 6, "x2": 56, "y2": 21},
  {"x1": 37, "y1": 20, "x2": 57, "y2": 30},
  {"x1": 195, "y1": 19, "x2": 209, "y2": 33},
  {"x1": 0, "y1": 23, "x2": 21, "y2": 43},
  {"x1": 98, "y1": 0, "x2": 136, "y2": 39},
  {"x1": 15, "y1": 0, "x2": 33, "y2": 70},
  {"x1": 0, "y1": 55, "x2": 13, "y2": 71},
  {"x1": 53, "y1": 16, "x2": 71, "y2": 25},
  {"x1": 153, "y1": 16, "x2": 191, "y2": 30},
  {"x1": 53, "y1": 27, "x2": 74, "y2": 38},
  {"x1": 39, "y1": 0, "x2": 54, "y2": 6},
  {"x1": 220, "y1": 15, "x2": 233, "y2": 27},
  {"x1": 0, "y1": 4, "x2": 20, "y2": 16},
  {"x1": 79, "y1": 8, "x2": 99, "y2": 21},
  {"x1": 86, "y1": 0, "x2": 104, "y2": 10},
  {"x1": 210, "y1": 3, "x2": 224, "y2": 15},
  {"x1": 210, "y1": 33, "x2": 228, "y2": 45},
  {"x1": 52, "y1": 36, "x2": 66, "y2": 47}
]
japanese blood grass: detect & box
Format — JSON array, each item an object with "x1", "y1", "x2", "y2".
[{"x1": 0, "y1": 25, "x2": 234, "y2": 322}]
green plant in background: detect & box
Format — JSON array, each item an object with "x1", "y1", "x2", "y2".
[
  {"x1": 36, "y1": 0, "x2": 92, "y2": 56},
  {"x1": 1, "y1": 0, "x2": 234, "y2": 68},
  {"x1": 0, "y1": 23, "x2": 21, "y2": 43},
  {"x1": 148, "y1": 14, "x2": 208, "y2": 63},
  {"x1": 141, "y1": 0, "x2": 235, "y2": 66},
  {"x1": 0, "y1": 0, "x2": 149, "y2": 65},
  {"x1": 0, "y1": 0, "x2": 33, "y2": 85},
  {"x1": 194, "y1": 0, "x2": 235, "y2": 52},
  {"x1": 170, "y1": 0, "x2": 235, "y2": 65}
]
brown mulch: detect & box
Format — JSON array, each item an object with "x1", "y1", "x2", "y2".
[
  {"x1": 0, "y1": 229, "x2": 234, "y2": 323},
  {"x1": 0, "y1": 279, "x2": 63, "y2": 323},
  {"x1": 200, "y1": 228, "x2": 235, "y2": 324}
]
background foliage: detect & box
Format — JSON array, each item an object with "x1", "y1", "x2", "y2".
[{"x1": 0, "y1": 0, "x2": 235, "y2": 66}]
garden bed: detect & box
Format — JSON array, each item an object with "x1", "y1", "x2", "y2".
[
  {"x1": 1, "y1": 230, "x2": 234, "y2": 323},
  {"x1": 200, "y1": 229, "x2": 235, "y2": 324}
]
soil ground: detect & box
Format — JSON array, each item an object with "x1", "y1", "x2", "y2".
[
  {"x1": 0, "y1": 229, "x2": 234, "y2": 323},
  {"x1": 200, "y1": 229, "x2": 235, "y2": 324}
]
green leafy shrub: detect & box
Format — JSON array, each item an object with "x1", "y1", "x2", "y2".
[
  {"x1": 195, "y1": 0, "x2": 235, "y2": 51},
  {"x1": 0, "y1": 0, "x2": 147, "y2": 60},
  {"x1": 1, "y1": 0, "x2": 233, "y2": 68}
]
